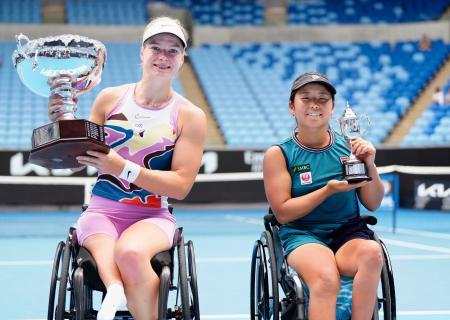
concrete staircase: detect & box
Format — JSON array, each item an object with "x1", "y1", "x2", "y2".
[
  {"x1": 41, "y1": 0, "x2": 65, "y2": 24},
  {"x1": 179, "y1": 59, "x2": 224, "y2": 146},
  {"x1": 384, "y1": 57, "x2": 450, "y2": 145}
]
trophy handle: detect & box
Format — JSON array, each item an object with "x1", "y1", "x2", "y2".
[
  {"x1": 358, "y1": 114, "x2": 370, "y2": 137},
  {"x1": 16, "y1": 33, "x2": 29, "y2": 53},
  {"x1": 16, "y1": 33, "x2": 39, "y2": 71}
]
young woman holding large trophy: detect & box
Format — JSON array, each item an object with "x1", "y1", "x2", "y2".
[
  {"x1": 263, "y1": 72, "x2": 384, "y2": 320},
  {"x1": 48, "y1": 17, "x2": 206, "y2": 320}
]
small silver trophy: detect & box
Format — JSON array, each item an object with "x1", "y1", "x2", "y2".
[
  {"x1": 12, "y1": 34, "x2": 110, "y2": 169},
  {"x1": 338, "y1": 102, "x2": 372, "y2": 183}
]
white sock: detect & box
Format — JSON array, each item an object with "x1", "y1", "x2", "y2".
[{"x1": 97, "y1": 283, "x2": 127, "y2": 320}]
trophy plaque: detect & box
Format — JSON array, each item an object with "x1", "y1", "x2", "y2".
[
  {"x1": 12, "y1": 34, "x2": 110, "y2": 169},
  {"x1": 338, "y1": 102, "x2": 372, "y2": 183}
]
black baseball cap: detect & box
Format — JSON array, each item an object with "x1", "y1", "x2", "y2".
[{"x1": 290, "y1": 72, "x2": 336, "y2": 99}]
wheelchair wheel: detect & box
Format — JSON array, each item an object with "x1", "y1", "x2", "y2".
[
  {"x1": 250, "y1": 231, "x2": 279, "y2": 320},
  {"x1": 49, "y1": 232, "x2": 75, "y2": 320},
  {"x1": 48, "y1": 241, "x2": 64, "y2": 320},
  {"x1": 73, "y1": 266, "x2": 95, "y2": 320},
  {"x1": 378, "y1": 238, "x2": 396, "y2": 320},
  {"x1": 159, "y1": 266, "x2": 171, "y2": 320},
  {"x1": 177, "y1": 236, "x2": 191, "y2": 319},
  {"x1": 187, "y1": 240, "x2": 200, "y2": 319}
]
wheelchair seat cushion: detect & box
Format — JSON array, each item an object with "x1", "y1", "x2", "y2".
[
  {"x1": 151, "y1": 249, "x2": 174, "y2": 277},
  {"x1": 76, "y1": 247, "x2": 107, "y2": 292}
]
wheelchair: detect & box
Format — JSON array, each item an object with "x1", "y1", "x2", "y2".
[
  {"x1": 250, "y1": 211, "x2": 396, "y2": 320},
  {"x1": 47, "y1": 207, "x2": 200, "y2": 320}
]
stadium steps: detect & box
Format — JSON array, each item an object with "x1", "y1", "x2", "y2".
[
  {"x1": 438, "y1": 4, "x2": 450, "y2": 20},
  {"x1": 179, "y1": 58, "x2": 224, "y2": 146},
  {"x1": 41, "y1": 0, "x2": 65, "y2": 24},
  {"x1": 384, "y1": 56, "x2": 450, "y2": 145},
  {"x1": 264, "y1": 5, "x2": 287, "y2": 26}
]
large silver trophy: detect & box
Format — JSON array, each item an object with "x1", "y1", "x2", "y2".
[
  {"x1": 12, "y1": 34, "x2": 109, "y2": 169},
  {"x1": 338, "y1": 102, "x2": 372, "y2": 183}
]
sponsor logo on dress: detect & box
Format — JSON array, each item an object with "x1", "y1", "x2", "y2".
[
  {"x1": 300, "y1": 171, "x2": 313, "y2": 185},
  {"x1": 292, "y1": 163, "x2": 310, "y2": 173}
]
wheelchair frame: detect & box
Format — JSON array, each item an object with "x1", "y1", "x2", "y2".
[
  {"x1": 47, "y1": 218, "x2": 200, "y2": 320},
  {"x1": 250, "y1": 212, "x2": 396, "y2": 320}
]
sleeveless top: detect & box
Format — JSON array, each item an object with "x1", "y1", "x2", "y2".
[
  {"x1": 278, "y1": 129, "x2": 360, "y2": 227},
  {"x1": 91, "y1": 83, "x2": 181, "y2": 208}
]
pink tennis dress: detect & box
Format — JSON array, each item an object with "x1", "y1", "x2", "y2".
[{"x1": 77, "y1": 83, "x2": 183, "y2": 245}]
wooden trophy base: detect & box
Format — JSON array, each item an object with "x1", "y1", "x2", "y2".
[{"x1": 29, "y1": 119, "x2": 110, "y2": 169}]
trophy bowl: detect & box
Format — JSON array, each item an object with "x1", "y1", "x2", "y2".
[
  {"x1": 12, "y1": 34, "x2": 110, "y2": 169},
  {"x1": 338, "y1": 103, "x2": 372, "y2": 183}
]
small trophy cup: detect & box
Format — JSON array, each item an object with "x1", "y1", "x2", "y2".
[
  {"x1": 12, "y1": 34, "x2": 110, "y2": 169},
  {"x1": 338, "y1": 102, "x2": 372, "y2": 183}
]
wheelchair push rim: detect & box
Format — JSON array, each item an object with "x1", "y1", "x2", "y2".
[
  {"x1": 48, "y1": 241, "x2": 65, "y2": 320},
  {"x1": 176, "y1": 235, "x2": 191, "y2": 319},
  {"x1": 378, "y1": 238, "x2": 396, "y2": 320},
  {"x1": 187, "y1": 240, "x2": 200, "y2": 319},
  {"x1": 49, "y1": 231, "x2": 75, "y2": 320},
  {"x1": 250, "y1": 230, "x2": 279, "y2": 320}
]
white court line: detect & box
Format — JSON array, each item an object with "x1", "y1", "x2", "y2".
[
  {"x1": 397, "y1": 310, "x2": 450, "y2": 316},
  {"x1": 375, "y1": 226, "x2": 450, "y2": 240},
  {"x1": 202, "y1": 311, "x2": 450, "y2": 318},
  {"x1": 201, "y1": 315, "x2": 248, "y2": 319},
  {"x1": 391, "y1": 254, "x2": 450, "y2": 260},
  {"x1": 224, "y1": 214, "x2": 261, "y2": 225},
  {"x1": 225, "y1": 215, "x2": 450, "y2": 253},
  {"x1": 21, "y1": 318, "x2": 247, "y2": 320},
  {"x1": 20, "y1": 310, "x2": 450, "y2": 319},
  {"x1": 197, "y1": 257, "x2": 251, "y2": 263},
  {"x1": 382, "y1": 238, "x2": 450, "y2": 254},
  {"x1": 4, "y1": 253, "x2": 450, "y2": 267},
  {"x1": 226, "y1": 214, "x2": 450, "y2": 242},
  {"x1": 0, "y1": 260, "x2": 52, "y2": 266}
]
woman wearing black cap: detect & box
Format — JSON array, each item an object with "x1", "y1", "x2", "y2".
[
  {"x1": 263, "y1": 72, "x2": 384, "y2": 319},
  {"x1": 49, "y1": 17, "x2": 206, "y2": 320}
]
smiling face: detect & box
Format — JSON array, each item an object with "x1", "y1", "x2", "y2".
[
  {"x1": 289, "y1": 82, "x2": 334, "y2": 130},
  {"x1": 140, "y1": 33, "x2": 185, "y2": 79}
]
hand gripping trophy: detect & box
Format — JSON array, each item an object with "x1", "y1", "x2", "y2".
[
  {"x1": 338, "y1": 102, "x2": 372, "y2": 183},
  {"x1": 12, "y1": 34, "x2": 110, "y2": 169}
]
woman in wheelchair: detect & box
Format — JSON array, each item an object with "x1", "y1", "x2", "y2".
[
  {"x1": 262, "y1": 72, "x2": 385, "y2": 320},
  {"x1": 48, "y1": 17, "x2": 206, "y2": 320}
]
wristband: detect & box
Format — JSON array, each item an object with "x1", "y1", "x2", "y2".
[{"x1": 119, "y1": 160, "x2": 141, "y2": 183}]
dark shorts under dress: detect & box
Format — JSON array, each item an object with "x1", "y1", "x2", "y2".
[{"x1": 279, "y1": 216, "x2": 375, "y2": 257}]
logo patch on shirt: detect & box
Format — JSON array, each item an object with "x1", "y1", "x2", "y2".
[
  {"x1": 292, "y1": 164, "x2": 312, "y2": 185},
  {"x1": 133, "y1": 122, "x2": 145, "y2": 135},
  {"x1": 292, "y1": 163, "x2": 310, "y2": 174},
  {"x1": 300, "y1": 171, "x2": 312, "y2": 185}
]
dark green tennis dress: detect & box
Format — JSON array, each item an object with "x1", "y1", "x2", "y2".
[{"x1": 277, "y1": 129, "x2": 360, "y2": 256}]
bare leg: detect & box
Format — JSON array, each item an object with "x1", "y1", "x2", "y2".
[
  {"x1": 83, "y1": 235, "x2": 127, "y2": 320},
  {"x1": 83, "y1": 234, "x2": 123, "y2": 288},
  {"x1": 287, "y1": 243, "x2": 340, "y2": 320},
  {"x1": 335, "y1": 239, "x2": 383, "y2": 320},
  {"x1": 114, "y1": 221, "x2": 172, "y2": 320}
]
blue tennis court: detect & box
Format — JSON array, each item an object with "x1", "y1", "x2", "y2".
[{"x1": 1, "y1": 206, "x2": 450, "y2": 319}]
